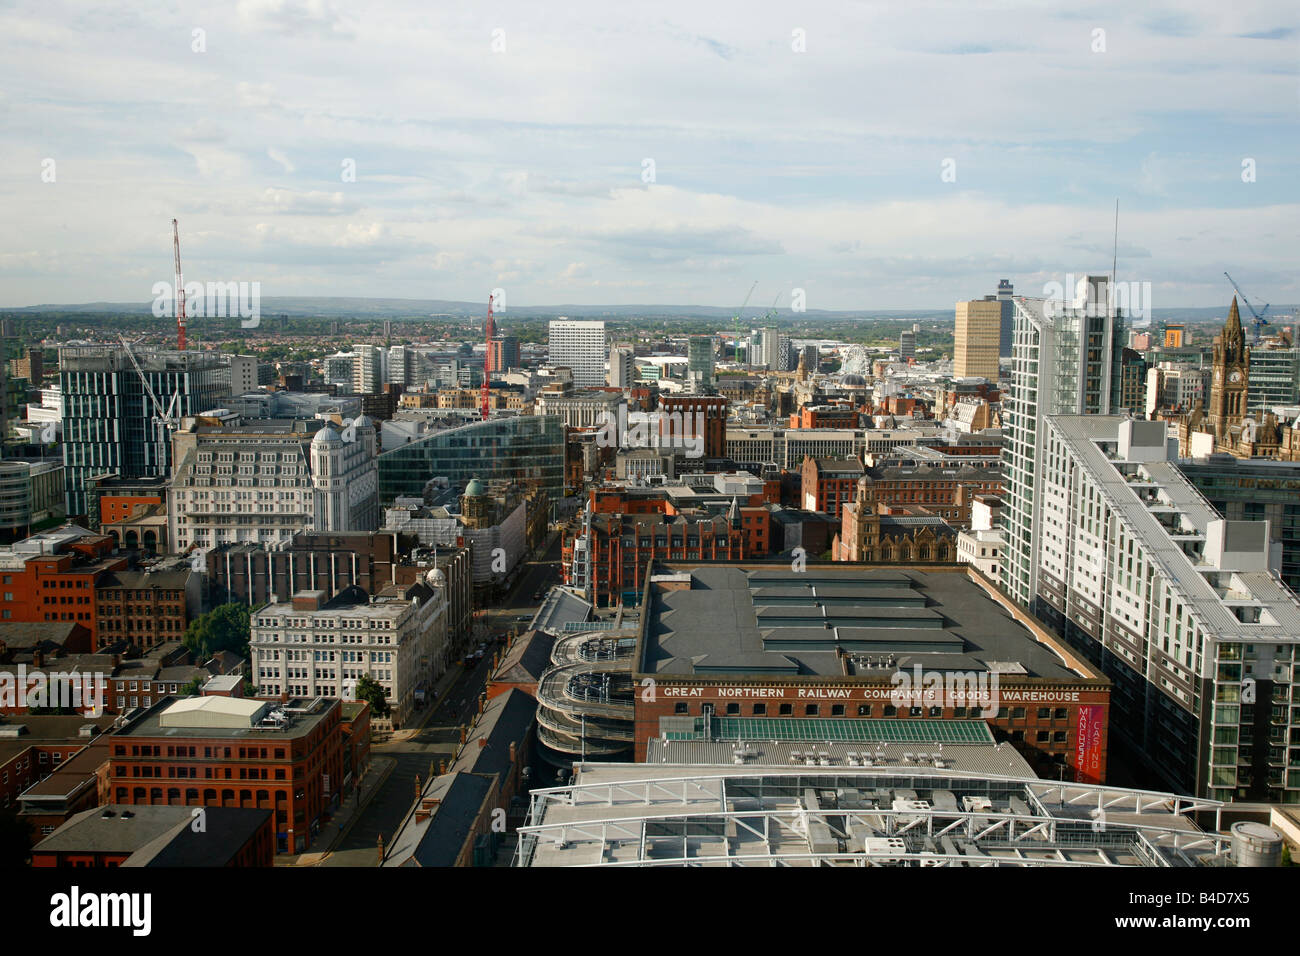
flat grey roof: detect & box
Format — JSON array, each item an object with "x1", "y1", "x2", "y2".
[{"x1": 642, "y1": 566, "x2": 1085, "y2": 681}]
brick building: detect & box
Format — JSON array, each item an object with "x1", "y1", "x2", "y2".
[
  {"x1": 107, "y1": 695, "x2": 348, "y2": 855},
  {"x1": 860, "y1": 464, "x2": 1004, "y2": 528},
  {"x1": 800, "y1": 456, "x2": 865, "y2": 518},
  {"x1": 563, "y1": 511, "x2": 748, "y2": 607},
  {"x1": 94, "y1": 569, "x2": 193, "y2": 653},
  {"x1": 31, "y1": 804, "x2": 275, "y2": 867},
  {"x1": 0, "y1": 530, "x2": 126, "y2": 650},
  {"x1": 790, "y1": 405, "x2": 864, "y2": 430},
  {"x1": 658, "y1": 395, "x2": 728, "y2": 459},
  {"x1": 632, "y1": 564, "x2": 1111, "y2": 783}
]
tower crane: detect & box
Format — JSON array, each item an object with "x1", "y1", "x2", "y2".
[
  {"x1": 120, "y1": 335, "x2": 181, "y2": 467},
  {"x1": 1223, "y1": 272, "x2": 1271, "y2": 342},
  {"x1": 172, "y1": 219, "x2": 187, "y2": 351},
  {"x1": 732, "y1": 280, "x2": 758, "y2": 368},
  {"x1": 761, "y1": 290, "x2": 782, "y2": 323}
]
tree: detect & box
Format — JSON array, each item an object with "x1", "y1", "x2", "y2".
[
  {"x1": 183, "y1": 603, "x2": 252, "y2": 660},
  {"x1": 353, "y1": 675, "x2": 390, "y2": 719},
  {"x1": 180, "y1": 676, "x2": 204, "y2": 696}
]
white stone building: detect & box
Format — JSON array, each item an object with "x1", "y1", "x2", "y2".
[
  {"x1": 168, "y1": 418, "x2": 379, "y2": 550},
  {"x1": 250, "y1": 580, "x2": 449, "y2": 729}
]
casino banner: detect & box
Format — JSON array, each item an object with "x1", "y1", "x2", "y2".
[{"x1": 1074, "y1": 704, "x2": 1105, "y2": 783}]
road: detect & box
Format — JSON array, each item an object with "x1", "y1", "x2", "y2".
[{"x1": 317, "y1": 533, "x2": 563, "y2": 866}]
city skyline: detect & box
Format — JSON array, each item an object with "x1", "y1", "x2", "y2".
[{"x1": 2, "y1": 0, "x2": 1297, "y2": 311}]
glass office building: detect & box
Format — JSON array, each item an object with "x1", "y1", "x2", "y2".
[
  {"x1": 377, "y1": 415, "x2": 565, "y2": 514},
  {"x1": 59, "y1": 346, "x2": 229, "y2": 518}
]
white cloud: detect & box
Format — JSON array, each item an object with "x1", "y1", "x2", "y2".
[{"x1": 0, "y1": 0, "x2": 1296, "y2": 308}]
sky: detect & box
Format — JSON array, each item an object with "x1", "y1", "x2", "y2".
[{"x1": 1, "y1": 0, "x2": 1298, "y2": 312}]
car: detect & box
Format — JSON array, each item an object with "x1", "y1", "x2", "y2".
[{"x1": 515, "y1": 614, "x2": 532, "y2": 622}]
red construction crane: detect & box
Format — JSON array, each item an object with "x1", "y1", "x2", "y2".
[
  {"x1": 480, "y1": 293, "x2": 495, "y2": 420},
  {"x1": 172, "y1": 219, "x2": 187, "y2": 350}
]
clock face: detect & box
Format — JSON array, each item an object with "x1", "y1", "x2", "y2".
[{"x1": 1229, "y1": 370, "x2": 1243, "y2": 383}]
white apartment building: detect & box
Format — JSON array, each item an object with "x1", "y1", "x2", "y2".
[
  {"x1": 250, "y1": 582, "x2": 449, "y2": 729},
  {"x1": 352, "y1": 345, "x2": 387, "y2": 394},
  {"x1": 548, "y1": 319, "x2": 607, "y2": 387},
  {"x1": 168, "y1": 419, "x2": 379, "y2": 550},
  {"x1": 956, "y1": 496, "x2": 1005, "y2": 585},
  {"x1": 1002, "y1": 275, "x2": 1126, "y2": 610},
  {"x1": 1037, "y1": 415, "x2": 1300, "y2": 802}
]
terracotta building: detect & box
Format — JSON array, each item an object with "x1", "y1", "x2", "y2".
[
  {"x1": 800, "y1": 456, "x2": 865, "y2": 518},
  {"x1": 107, "y1": 695, "x2": 348, "y2": 855}
]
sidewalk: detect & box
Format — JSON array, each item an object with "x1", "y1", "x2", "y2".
[
  {"x1": 387, "y1": 661, "x2": 472, "y2": 742},
  {"x1": 280, "y1": 754, "x2": 397, "y2": 866}
]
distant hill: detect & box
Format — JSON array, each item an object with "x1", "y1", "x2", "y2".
[{"x1": 4, "y1": 297, "x2": 1292, "y2": 324}]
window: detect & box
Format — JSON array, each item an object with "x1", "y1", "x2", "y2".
[
  {"x1": 673, "y1": 703, "x2": 688, "y2": 715},
  {"x1": 1036, "y1": 731, "x2": 1050, "y2": 743},
  {"x1": 857, "y1": 704, "x2": 872, "y2": 717},
  {"x1": 1054, "y1": 708, "x2": 1068, "y2": 720},
  {"x1": 1037, "y1": 708, "x2": 1051, "y2": 720},
  {"x1": 752, "y1": 703, "x2": 767, "y2": 716},
  {"x1": 1012, "y1": 707, "x2": 1025, "y2": 719},
  {"x1": 778, "y1": 703, "x2": 793, "y2": 716},
  {"x1": 804, "y1": 704, "x2": 819, "y2": 716}
]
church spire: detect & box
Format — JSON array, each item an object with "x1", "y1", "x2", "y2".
[{"x1": 1226, "y1": 296, "x2": 1242, "y2": 338}]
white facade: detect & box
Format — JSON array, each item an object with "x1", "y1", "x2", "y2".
[
  {"x1": 1038, "y1": 415, "x2": 1300, "y2": 801},
  {"x1": 548, "y1": 320, "x2": 607, "y2": 387},
  {"x1": 1002, "y1": 276, "x2": 1122, "y2": 609},
  {"x1": 310, "y1": 420, "x2": 380, "y2": 534},
  {"x1": 250, "y1": 585, "x2": 449, "y2": 728},
  {"x1": 168, "y1": 420, "x2": 379, "y2": 550},
  {"x1": 352, "y1": 345, "x2": 387, "y2": 394}
]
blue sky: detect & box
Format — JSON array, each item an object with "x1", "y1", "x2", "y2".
[{"x1": 1, "y1": 0, "x2": 1297, "y2": 311}]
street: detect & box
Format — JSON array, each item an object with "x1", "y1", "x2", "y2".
[{"x1": 310, "y1": 532, "x2": 563, "y2": 866}]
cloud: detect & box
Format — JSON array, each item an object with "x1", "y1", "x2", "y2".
[
  {"x1": 235, "y1": 0, "x2": 357, "y2": 38},
  {"x1": 0, "y1": 0, "x2": 1297, "y2": 309}
]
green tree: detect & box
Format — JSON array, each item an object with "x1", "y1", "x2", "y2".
[
  {"x1": 183, "y1": 603, "x2": 253, "y2": 660},
  {"x1": 180, "y1": 676, "x2": 204, "y2": 696},
  {"x1": 353, "y1": 675, "x2": 390, "y2": 718}
]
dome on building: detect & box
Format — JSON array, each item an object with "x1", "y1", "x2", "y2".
[
  {"x1": 425, "y1": 567, "x2": 447, "y2": 589},
  {"x1": 352, "y1": 413, "x2": 373, "y2": 430},
  {"x1": 463, "y1": 477, "x2": 486, "y2": 497},
  {"x1": 841, "y1": 374, "x2": 867, "y2": 387},
  {"x1": 312, "y1": 425, "x2": 342, "y2": 445}
]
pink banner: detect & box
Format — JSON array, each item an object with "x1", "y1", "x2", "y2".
[{"x1": 1074, "y1": 705, "x2": 1104, "y2": 783}]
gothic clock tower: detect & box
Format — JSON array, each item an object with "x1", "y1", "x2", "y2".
[{"x1": 1208, "y1": 297, "x2": 1250, "y2": 441}]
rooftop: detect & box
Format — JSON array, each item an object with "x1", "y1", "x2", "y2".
[
  {"x1": 114, "y1": 695, "x2": 333, "y2": 739},
  {"x1": 35, "y1": 804, "x2": 271, "y2": 865},
  {"x1": 515, "y1": 763, "x2": 1230, "y2": 868},
  {"x1": 640, "y1": 565, "x2": 1095, "y2": 682}
]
